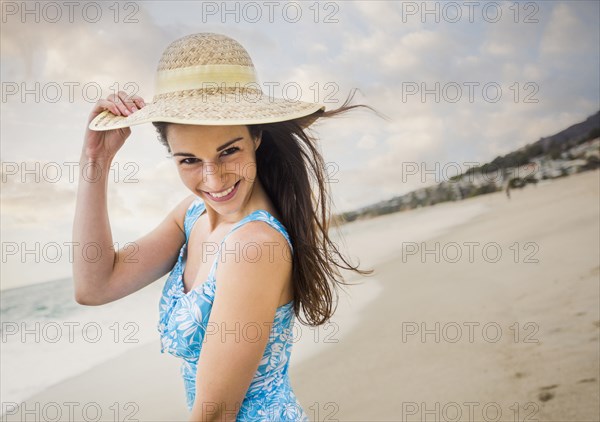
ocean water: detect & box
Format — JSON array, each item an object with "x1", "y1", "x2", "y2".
[
  {"x1": 0, "y1": 200, "x2": 490, "y2": 415},
  {"x1": 0, "y1": 276, "x2": 166, "y2": 415}
]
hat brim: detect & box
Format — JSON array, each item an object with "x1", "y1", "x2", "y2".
[{"x1": 89, "y1": 94, "x2": 326, "y2": 131}]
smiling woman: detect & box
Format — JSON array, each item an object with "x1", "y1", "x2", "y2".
[
  {"x1": 162, "y1": 125, "x2": 257, "y2": 213},
  {"x1": 73, "y1": 32, "x2": 376, "y2": 421}
]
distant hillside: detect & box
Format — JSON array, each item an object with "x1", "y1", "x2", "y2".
[
  {"x1": 337, "y1": 111, "x2": 600, "y2": 224},
  {"x1": 539, "y1": 111, "x2": 600, "y2": 151},
  {"x1": 466, "y1": 111, "x2": 600, "y2": 176}
]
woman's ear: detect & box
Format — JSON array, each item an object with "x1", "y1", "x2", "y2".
[{"x1": 254, "y1": 130, "x2": 262, "y2": 150}]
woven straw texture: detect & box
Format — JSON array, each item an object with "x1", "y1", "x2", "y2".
[
  {"x1": 157, "y1": 33, "x2": 254, "y2": 70},
  {"x1": 89, "y1": 32, "x2": 325, "y2": 131}
]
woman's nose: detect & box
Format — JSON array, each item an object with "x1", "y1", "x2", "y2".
[{"x1": 201, "y1": 163, "x2": 226, "y2": 188}]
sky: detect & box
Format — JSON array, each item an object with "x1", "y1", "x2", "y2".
[{"x1": 1, "y1": 0, "x2": 599, "y2": 289}]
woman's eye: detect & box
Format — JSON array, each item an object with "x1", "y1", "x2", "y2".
[
  {"x1": 179, "y1": 158, "x2": 199, "y2": 165},
  {"x1": 178, "y1": 147, "x2": 238, "y2": 165},
  {"x1": 221, "y1": 147, "x2": 239, "y2": 156}
]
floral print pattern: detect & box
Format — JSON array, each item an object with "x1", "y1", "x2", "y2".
[{"x1": 157, "y1": 198, "x2": 308, "y2": 421}]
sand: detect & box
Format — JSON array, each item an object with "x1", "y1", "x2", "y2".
[{"x1": 4, "y1": 169, "x2": 598, "y2": 422}]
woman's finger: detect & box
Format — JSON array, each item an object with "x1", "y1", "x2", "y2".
[
  {"x1": 131, "y1": 96, "x2": 146, "y2": 109},
  {"x1": 108, "y1": 93, "x2": 132, "y2": 116},
  {"x1": 97, "y1": 98, "x2": 122, "y2": 116},
  {"x1": 116, "y1": 90, "x2": 138, "y2": 114}
]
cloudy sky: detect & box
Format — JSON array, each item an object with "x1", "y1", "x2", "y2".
[{"x1": 1, "y1": 0, "x2": 599, "y2": 289}]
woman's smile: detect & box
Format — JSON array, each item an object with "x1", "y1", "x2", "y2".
[
  {"x1": 202, "y1": 179, "x2": 241, "y2": 202},
  {"x1": 76, "y1": 31, "x2": 372, "y2": 422}
]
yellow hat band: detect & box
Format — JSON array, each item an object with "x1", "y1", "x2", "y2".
[{"x1": 155, "y1": 64, "x2": 259, "y2": 95}]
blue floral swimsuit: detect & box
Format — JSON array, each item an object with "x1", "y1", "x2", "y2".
[{"x1": 157, "y1": 197, "x2": 308, "y2": 421}]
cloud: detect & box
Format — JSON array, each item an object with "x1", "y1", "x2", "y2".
[
  {"x1": 1, "y1": 7, "x2": 168, "y2": 87},
  {"x1": 356, "y1": 135, "x2": 376, "y2": 150},
  {"x1": 540, "y1": 2, "x2": 594, "y2": 57},
  {"x1": 2, "y1": 0, "x2": 599, "y2": 280}
]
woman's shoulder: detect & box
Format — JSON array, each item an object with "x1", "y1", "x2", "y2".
[
  {"x1": 169, "y1": 194, "x2": 202, "y2": 235},
  {"x1": 227, "y1": 210, "x2": 293, "y2": 255},
  {"x1": 186, "y1": 195, "x2": 205, "y2": 215}
]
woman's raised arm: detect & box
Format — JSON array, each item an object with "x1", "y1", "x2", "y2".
[{"x1": 72, "y1": 92, "x2": 191, "y2": 305}]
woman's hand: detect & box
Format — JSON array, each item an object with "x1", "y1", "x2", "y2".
[{"x1": 82, "y1": 90, "x2": 146, "y2": 162}]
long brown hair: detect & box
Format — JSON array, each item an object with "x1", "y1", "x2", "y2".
[{"x1": 154, "y1": 89, "x2": 379, "y2": 326}]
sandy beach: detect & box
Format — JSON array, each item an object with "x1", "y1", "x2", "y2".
[{"x1": 4, "y1": 169, "x2": 598, "y2": 422}]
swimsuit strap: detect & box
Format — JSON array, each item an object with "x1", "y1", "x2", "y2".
[
  {"x1": 183, "y1": 198, "x2": 206, "y2": 241},
  {"x1": 208, "y1": 210, "x2": 293, "y2": 280}
]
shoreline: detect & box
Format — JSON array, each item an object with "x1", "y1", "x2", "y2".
[
  {"x1": 291, "y1": 169, "x2": 599, "y2": 421},
  {"x1": 3, "y1": 170, "x2": 598, "y2": 421}
]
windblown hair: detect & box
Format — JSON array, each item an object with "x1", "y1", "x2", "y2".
[{"x1": 154, "y1": 89, "x2": 378, "y2": 326}]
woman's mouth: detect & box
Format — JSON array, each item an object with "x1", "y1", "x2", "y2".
[{"x1": 204, "y1": 180, "x2": 240, "y2": 202}]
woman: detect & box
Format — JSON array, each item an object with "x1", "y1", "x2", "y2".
[{"x1": 73, "y1": 32, "x2": 373, "y2": 421}]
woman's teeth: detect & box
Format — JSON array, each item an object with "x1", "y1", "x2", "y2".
[{"x1": 208, "y1": 182, "x2": 236, "y2": 198}]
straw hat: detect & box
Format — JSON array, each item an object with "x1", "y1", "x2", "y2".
[{"x1": 89, "y1": 33, "x2": 326, "y2": 131}]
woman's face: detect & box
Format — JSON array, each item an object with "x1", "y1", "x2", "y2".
[{"x1": 166, "y1": 124, "x2": 261, "y2": 215}]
